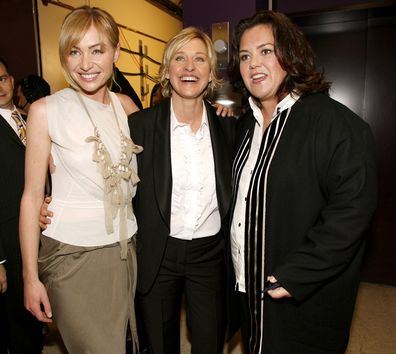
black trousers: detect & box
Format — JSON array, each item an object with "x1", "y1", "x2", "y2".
[
  {"x1": 0, "y1": 216, "x2": 43, "y2": 354},
  {"x1": 0, "y1": 263, "x2": 43, "y2": 354},
  {"x1": 138, "y1": 233, "x2": 226, "y2": 354}
]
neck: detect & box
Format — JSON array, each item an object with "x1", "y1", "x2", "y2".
[
  {"x1": 77, "y1": 86, "x2": 109, "y2": 104},
  {"x1": 0, "y1": 102, "x2": 15, "y2": 111},
  {"x1": 171, "y1": 96, "x2": 204, "y2": 133}
]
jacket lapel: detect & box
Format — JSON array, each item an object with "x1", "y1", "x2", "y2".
[
  {"x1": 206, "y1": 101, "x2": 231, "y2": 221},
  {"x1": 153, "y1": 99, "x2": 172, "y2": 228}
]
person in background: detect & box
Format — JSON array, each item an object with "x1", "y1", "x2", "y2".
[
  {"x1": 149, "y1": 82, "x2": 164, "y2": 107},
  {"x1": 15, "y1": 75, "x2": 51, "y2": 115},
  {"x1": 113, "y1": 66, "x2": 143, "y2": 110},
  {"x1": 228, "y1": 10, "x2": 377, "y2": 354},
  {"x1": 19, "y1": 7, "x2": 141, "y2": 354},
  {"x1": 0, "y1": 57, "x2": 43, "y2": 354},
  {"x1": 129, "y1": 26, "x2": 235, "y2": 354}
]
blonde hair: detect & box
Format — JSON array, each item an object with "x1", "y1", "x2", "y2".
[
  {"x1": 158, "y1": 26, "x2": 222, "y2": 98},
  {"x1": 59, "y1": 6, "x2": 119, "y2": 90}
]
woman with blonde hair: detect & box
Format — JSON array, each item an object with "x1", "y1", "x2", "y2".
[
  {"x1": 19, "y1": 6, "x2": 141, "y2": 353},
  {"x1": 129, "y1": 26, "x2": 235, "y2": 353}
]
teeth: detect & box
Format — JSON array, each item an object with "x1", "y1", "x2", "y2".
[
  {"x1": 181, "y1": 76, "x2": 197, "y2": 82},
  {"x1": 80, "y1": 73, "x2": 97, "y2": 79},
  {"x1": 252, "y1": 73, "x2": 266, "y2": 80}
]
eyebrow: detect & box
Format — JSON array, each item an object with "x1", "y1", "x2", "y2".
[
  {"x1": 239, "y1": 42, "x2": 275, "y2": 53},
  {"x1": 72, "y1": 43, "x2": 104, "y2": 50},
  {"x1": 174, "y1": 50, "x2": 207, "y2": 55}
]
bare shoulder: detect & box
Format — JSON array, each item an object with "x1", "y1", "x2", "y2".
[
  {"x1": 28, "y1": 97, "x2": 48, "y2": 126},
  {"x1": 115, "y1": 93, "x2": 140, "y2": 115}
]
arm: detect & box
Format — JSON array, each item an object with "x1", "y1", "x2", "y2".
[
  {"x1": 19, "y1": 98, "x2": 53, "y2": 322},
  {"x1": 271, "y1": 110, "x2": 377, "y2": 301},
  {"x1": 0, "y1": 264, "x2": 6, "y2": 293}
]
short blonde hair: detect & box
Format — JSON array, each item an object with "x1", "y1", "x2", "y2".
[
  {"x1": 59, "y1": 6, "x2": 119, "y2": 90},
  {"x1": 159, "y1": 27, "x2": 222, "y2": 98}
]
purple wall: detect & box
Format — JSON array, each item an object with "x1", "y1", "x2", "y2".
[
  {"x1": 183, "y1": 0, "x2": 390, "y2": 32},
  {"x1": 275, "y1": 0, "x2": 389, "y2": 13}
]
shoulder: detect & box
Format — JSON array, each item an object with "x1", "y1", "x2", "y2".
[
  {"x1": 129, "y1": 99, "x2": 170, "y2": 121},
  {"x1": 294, "y1": 93, "x2": 369, "y2": 131},
  {"x1": 26, "y1": 97, "x2": 49, "y2": 135},
  {"x1": 29, "y1": 97, "x2": 47, "y2": 119},
  {"x1": 115, "y1": 93, "x2": 140, "y2": 115},
  {"x1": 128, "y1": 105, "x2": 157, "y2": 137},
  {"x1": 205, "y1": 101, "x2": 237, "y2": 126}
]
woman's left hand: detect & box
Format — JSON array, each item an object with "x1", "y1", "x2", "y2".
[{"x1": 267, "y1": 275, "x2": 292, "y2": 299}]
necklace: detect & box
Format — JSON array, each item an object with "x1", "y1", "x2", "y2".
[{"x1": 76, "y1": 90, "x2": 143, "y2": 259}]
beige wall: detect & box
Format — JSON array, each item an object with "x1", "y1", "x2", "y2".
[{"x1": 38, "y1": 0, "x2": 182, "y2": 108}]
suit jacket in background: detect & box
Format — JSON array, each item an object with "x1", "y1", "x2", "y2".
[{"x1": 0, "y1": 113, "x2": 26, "y2": 264}]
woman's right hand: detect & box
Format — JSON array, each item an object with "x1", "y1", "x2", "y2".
[
  {"x1": 24, "y1": 278, "x2": 53, "y2": 323},
  {"x1": 39, "y1": 196, "x2": 53, "y2": 230}
]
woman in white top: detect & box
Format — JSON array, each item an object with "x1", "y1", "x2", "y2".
[{"x1": 19, "y1": 6, "x2": 141, "y2": 353}]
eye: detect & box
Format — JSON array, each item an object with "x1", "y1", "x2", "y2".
[
  {"x1": 174, "y1": 55, "x2": 185, "y2": 62},
  {"x1": 194, "y1": 56, "x2": 205, "y2": 63},
  {"x1": 69, "y1": 49, "x2": 80, "y2": 56},
  {"x1": 262, "y1": 48, "x2": 273, "y2": 55},
  {"x1": 239, "y1": 54, "x2": 250, "y2": 61},
  {"x1": 92, "y1": 48, "x2": 104, "y2": 55},
  {"x1": 0, "y1": 76, "x2": 8, "y2": 83}
]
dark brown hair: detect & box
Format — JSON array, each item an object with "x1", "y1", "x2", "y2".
[
  {"x1": 229, "y1": 10, "x2": 330, "y2": 99},
  {"x1": 0, "y1": 57, "x2": 9, "y2": 71}
]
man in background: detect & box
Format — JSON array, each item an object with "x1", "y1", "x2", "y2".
[
  {"x1": 15, "y1": 74, "x2": 51, "y2": 115},
  {"x1": 0, "y1": 57, "x2": 43, "y2": 354}
]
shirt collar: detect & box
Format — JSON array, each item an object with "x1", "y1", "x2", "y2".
[
  {"x1": 248, "y1": 92, "x2": 300, "y2": 126},
  {"x1": 170, "y1": 98, "x2": 208, "y2": 133},
  {"x1": 0, "y1": 105, "x2": 18, "y2": 118}
]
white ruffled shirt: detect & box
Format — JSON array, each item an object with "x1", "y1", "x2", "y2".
[{"x1": 169, "y1": 99, "x2": 220, "y2": 240}]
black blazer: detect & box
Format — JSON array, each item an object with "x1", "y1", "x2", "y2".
[
  {"x1": 129, "y1": 98, "x2": 235, "y2": 294},
  {"x1": 0, "y1": 113, "x2": 26, "y2": 264}
]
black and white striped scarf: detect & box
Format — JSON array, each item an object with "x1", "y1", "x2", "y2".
[{"x1": 231, "y1": 107, "x2": 291, "y2": 353}]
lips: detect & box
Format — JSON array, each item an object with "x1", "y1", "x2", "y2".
[{"x1": 251, "y1": 73, "x2": 267, "y2": 82}]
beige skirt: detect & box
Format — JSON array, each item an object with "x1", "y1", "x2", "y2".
[{"x1": 38, "y1": 235, "x2": 138, "y2": 354}]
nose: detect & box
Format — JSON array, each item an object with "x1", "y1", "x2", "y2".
[
  {"x1": 184, "y1": 57, "x2": 195, "y2": 71},
  {"x1": 248, "y1": 53, "x2": 260, "y2": 69},
  {"x1": 80, "y1": 53, "x2": 93, "y2": 71}
]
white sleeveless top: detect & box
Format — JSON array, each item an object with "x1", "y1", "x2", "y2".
[{"x1": 42, "y1": 88, "x2": 138, "y2": 247}]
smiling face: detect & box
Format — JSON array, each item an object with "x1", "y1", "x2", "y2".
[
  {"x1": 239, "y1": 24, "x2": 287, "y2": 107},
  {"x1": 64, "y1": 24, "x2": 119, "y2": 101},
  {"x1": 0, "y1": 62, "x2": 14, "y2": 110},
  {"x1": 166, "y1": 38, "x2": 212, "y2": 102}
]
